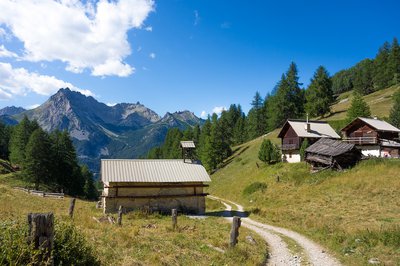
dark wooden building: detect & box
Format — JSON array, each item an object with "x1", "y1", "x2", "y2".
[
  {"x1": 278, "y1": 119, "x2": 341, "y2": 163},
  {"x1": 341, "y1": 117, "x2": 400, "y2": 158},
  {"x1": 305, "y1": 138, "x2": 362, "y2": 170}
]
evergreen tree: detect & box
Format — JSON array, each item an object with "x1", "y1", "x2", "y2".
[
  {"x1": 81, "y1": 165, "x2": 98, "y2": 200},
  {"x1": 268, "y1": 62, "x2": 304, "y2": 129},
  {"x1": 353, "y1": 59, "x2": 375, "y2": 95},
  {"x1": 23, "y1": 128, "x2": 53, "y2": 190},
  {"x1": 299, "y1": 139, "x2": 309, "y2": 161},
  {"x1": 247, "y1": 92, "x2": 265, "y2": 139},
  {"x1": 388, "y1": 38, "x2": 400, "y2": 85},
  {"x1": 331, "y1": 69, "x2": 353, "y2": 94},
  {"x1": 305, "y1": 66, "x2": 333, "y2": 117},
  {"x1": 346, "y1": 93, "x2": 371, "y2": 122},
  {"x1": 373, "y1": 41, "x2": 391, "y2": 90},
  {"x1": 258, "y1": 139, "x2": 280, "y2": 164},
  {"x1": 233, "y1": 113, "x2": 246, "y2": 145},
  {"x1": 161, "y1": 128, "x2": 183, "y2": 158},
  {"x1": 50, "y1": 130, "x2": 83, "y2": 195},
  {"x1": 0, "y1": 122, "x2": 11, "y2": 160},
  {"x1": 9, "y1": 116, "x2": 39, "y2": 165},
  {"x1": 389, "y1": 89, "x2": 400, "y2": 128}
]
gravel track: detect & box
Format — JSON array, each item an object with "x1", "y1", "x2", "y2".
[{"x1": 208, "y1": 195, "x2": 342, "y2": 266}]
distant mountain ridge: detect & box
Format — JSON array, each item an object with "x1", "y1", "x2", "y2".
[{"x1": 1, "y1": 88, "x2": 203, "y2": 174}]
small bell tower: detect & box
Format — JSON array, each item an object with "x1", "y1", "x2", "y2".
[{"x1": 180, "y1": 141, "x2": 196, "y2": 163}]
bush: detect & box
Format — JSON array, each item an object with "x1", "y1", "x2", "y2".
[
  {"x1": 0, "y1": 219, "x2": 99, "y2": 266},
  {"x1": 53, "y1": 220, "x2": 100, "y2": 266},
  {"x1": 258, "y1": 139, "x2": 281, "y2": 164},
  {"x1": 243, "y1": 182, "x2": 267, "y2": 196}
]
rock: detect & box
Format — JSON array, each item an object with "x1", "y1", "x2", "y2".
[
  {"x1": 368, "y1": 258, "x2": 380, "y2": 264},
  {"x1": 246, "y1": 235, "x2": 257, "y2": 245},
  {"x1": 355, "y1": 238, "x2": 362, "y2": 243}
]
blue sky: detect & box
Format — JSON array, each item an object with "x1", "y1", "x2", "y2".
[{"x1": 0, "y1": 0, "x2": 399, "y2": 118}]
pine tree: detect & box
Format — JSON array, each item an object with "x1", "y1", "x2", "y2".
[
  {"x1": 258, "y1": 139, "x2": 280, "y2": 164},
  {"x1": 331, "y1": 69, "x2": 353, "y2": 94},
  {"x1": 353, "y1": 59, "x2": 375, "y2": 95},
  {"x1": 305, "y1": 66, "x2": 333, "y2": 117},
  {"x1": 268, "y1": 62, "x2": 304, "y2": 129},
  {"x1": 9, "y1": 116, "x2": 39, "y2": 165},
  {"x1": 346, "y1": 93, "x2": 371, "y2": 122},
  {"x1": 389, "y1": 89, "x2": 400, "y2": 128},
  {"x1": 247, "y1": 92, "x2": 265, "y2": 139},
  {"x1": 388, "y1": 38, "x2": 400, "y2": 85},
  {"x1": 373, "y1": 41, "x2": 391, "y2": 90},
  {"x1": 299, "y1": 139, "x2": 309, "y2": 161},
  {"x1": 50, "y1": 130, "x2": 83, "y2": 195},
  {"x1": 23, "y1": 128, "x2": 53, "y2": 190},
  {"x1": 82, "y1": 165, "x2": 98, "y2": 200},
  {"x1": 0, "y1": 122, "x2": 11, "y2": 160}
]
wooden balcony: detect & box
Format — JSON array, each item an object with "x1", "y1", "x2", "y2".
[
  {"x1": 342, "y1": 137, "x2": 378, "y2": 145},
  {"x1": 281, "y1": 143, "x2": 299, "y2": 150}
]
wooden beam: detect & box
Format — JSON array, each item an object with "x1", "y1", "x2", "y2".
[
  {"x1": 101, "y1": 193, "x2": 209, "y2": 199},
  {"x1": 104, "y1": 184, "x2": 209, "y2": 189}
]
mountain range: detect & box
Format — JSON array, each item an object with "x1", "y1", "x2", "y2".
[{"x1": 0, "y1": 88, "x2": 203, "y2": 174}]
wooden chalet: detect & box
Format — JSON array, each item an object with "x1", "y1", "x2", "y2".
[
  {"x1": 341, "y1": 117, "x2": 400, "y2": 158},
  {"x1": 305, "y1": 138, "x2": 362, "y2": 171},
  {"x1": 101, "y1": 141, "x2": 211, "y2": 214},
  {"x1": 277, "y1": 119, "x2": 341, "y2": 163}
]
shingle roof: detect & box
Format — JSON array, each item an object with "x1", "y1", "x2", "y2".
[
  {"x1": 358, "y1": 117, "x2": 400, "y2": 132},
  {"x1": 305, "y1": 138, "x2": 356, "y2": 157},
  {"x1": 279, "y1": 120, "x2": 340, "y2": 139},
  {"x1": 180, "y1": 141, "x2": 196, "y2": 148},
  {"x1": 101, "y1": 159, "x2": 211, "y2": 183}
]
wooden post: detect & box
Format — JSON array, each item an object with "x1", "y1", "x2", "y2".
[
  {"x1": 69, "y1": 198, "x2": 76, "y2": 218},
  {"x1": 171, "y1": 209, "x2": 177, "y2": 231},
  {"x1": 117, "y1": 205, "x2": 123, "y2": 226},
  {"x1": 27, "y1": 213, "x2": 54, "y2": 263},
  {"x1": 230, "y1": 216, "x2": 241, "y2": 247}
]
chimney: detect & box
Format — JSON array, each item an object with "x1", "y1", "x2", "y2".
[{"x1": 305, "y1": 114, "x2": 311, "y2": 132}]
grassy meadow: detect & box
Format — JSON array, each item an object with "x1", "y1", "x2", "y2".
[
  {"x1": 208, "y1": 136, "x2": 400, "y2": 265},
  {"x1": 0, "y1": 173, "x2": 267, "y2": 265}
]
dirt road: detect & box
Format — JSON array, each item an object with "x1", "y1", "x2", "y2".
[{"x1": 208, "y1": 195, "x2": 342, "y2": 266}]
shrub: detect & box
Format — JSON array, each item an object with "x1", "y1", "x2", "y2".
[
  {"x1": 0, "y1": 219, "x2": 99, "y2": 266},
  {"x1": 243, "y1": 182, "x2": 267, "y2": 196},
  {"x1": 53, "y1": 220, "x2": 100, "y2": 266}
]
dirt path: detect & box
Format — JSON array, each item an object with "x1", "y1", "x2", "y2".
[{"x1": 208, "y1": 195, "x2": 342, "y2": 266}]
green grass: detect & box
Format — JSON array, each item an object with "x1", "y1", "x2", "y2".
[
  {"x1": 327, "y1": 85, "x2": 400, "y2": 121},
  {"x1": 208, "y1": 136, "x2": 400, "y2": 265},
  {"x1": 0, "y1": 173, "x2": 267, "y2": 265}
]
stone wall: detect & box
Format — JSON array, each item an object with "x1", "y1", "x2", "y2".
[{"x1": 102, "y1": 182, "x2": 206, "y2": 214}]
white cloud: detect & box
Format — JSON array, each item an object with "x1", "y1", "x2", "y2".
[
  {"x1": 0, "y1": 45, "x2": 17, "y2": 58},
  {"x1": 106, "y1": 102, "x2": 117, "y2": 107},
  {"x1": 149, "y1": 52, "x2": 156, "y2": 59},
  {"x1": 0, "y1": 0, "x2": 154, "y2": 77},
  {"x1": 194, "y1": 10, "x2": 200, "y2": 26},
  {"x1": 26, "y1": 104, "x2": 40, "y2": 110},
  {"x1": 212, "y1": 106, "x2": 226, "y2": 115},
  {"x1": 145, "y1": 26, "x2": 152, "y2": 32},
  {"x1": 0, "y1": 62, "x2": 93, "y2": 99},
  {"x1": 200, "y1": 110, "x2": 207, "y2": 119}
]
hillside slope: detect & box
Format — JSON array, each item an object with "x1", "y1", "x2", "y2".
[
  {"x1": 326, "y1": 84, "x2": 400, "y2": 121},
  {"x1": 0, "y1": 173, "x2": 266, "y2": 265},
  {"x1": 208, "y1": 136, "x2": 400, "y2": 265}
]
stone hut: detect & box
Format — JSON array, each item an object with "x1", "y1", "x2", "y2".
[{"x1": 101, "y1": 141, "x2": 211, "y2": 214}]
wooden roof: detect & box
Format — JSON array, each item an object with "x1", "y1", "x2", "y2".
[
  {"x1": 305, "y1": 138, "x2": 357, "y2": 157},
  {"x1": 278, "y1": 119, "x2": 340, "y2": 139},
  {"x1": 341, "y1": 117, "x2": 400, "y2": 133}
]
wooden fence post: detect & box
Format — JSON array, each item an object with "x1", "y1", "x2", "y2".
[
  {"x1": 27, "y1": 212, "x2": 54, "y2": 263},
  {"x1": 230, "y1": 216, "x2": 241, "y2": 247},
  {"x1": 117, "y1": 205, "x2": 123, "y2": 226},
  {"x1": 171, "y1": 209, "x2": 177, "y2": 231},
  {"x1": 69, "y1": 198, "x2": 76, "y2": 218}
]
